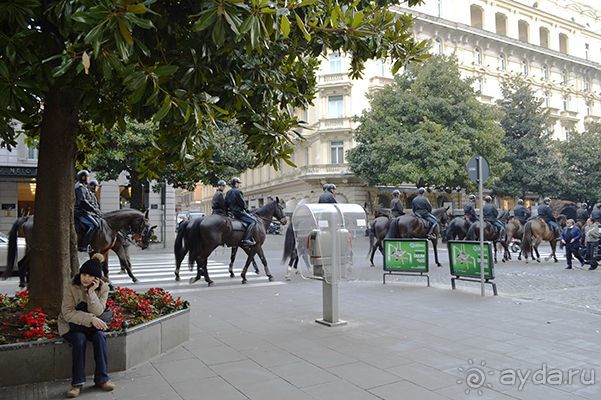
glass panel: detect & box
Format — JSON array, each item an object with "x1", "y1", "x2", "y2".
[{"x1": 328, "y1": 96, "x2": 343, "y2": 118}]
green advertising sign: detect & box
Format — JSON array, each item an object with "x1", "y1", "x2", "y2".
[
  {"x1": 448, "y1": 241, "x2": 494, "y2": 279},
  {"x1": 383, "y1": 239, "x2": 429, "y2": 273}
]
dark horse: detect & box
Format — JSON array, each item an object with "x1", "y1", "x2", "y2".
[
  {"x1": 444, "y1": 216, "x2": 473, "y2": 241},
  {"x1": 3, "y1": 209, "x2": 156, "y2": 287},
  {"x1": 384, "y1": 207, "x2": 450, "y2": 267},
  {"x1": 367, "y1": 216, "x2": 391, "y2": 267},
  {"x1": 465, "y1": 219, "x2": 510, "y2": 263},
  {"x1": 521, "y1": 215, "x2": 567, "y2": 263},
  {"x1": 174, "y1": 199, "x2": 287, "y2": 285}
]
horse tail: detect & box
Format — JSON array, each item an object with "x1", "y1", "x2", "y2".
[
  {"x1": 4, "y1": 217, "x2": 28, "y2": 279},
  {"x1": 174, "y1": 220, "x2": 189, "y2": 265},
  {"x1": 385, "y1": 217, "x2": 399, "y2": 238},
  {"x1": 522, "y1": 222, "x2": 532, "y2": 254},
  {"x1": 282, "y1": 223, "x2": 296, "y2": 263}
]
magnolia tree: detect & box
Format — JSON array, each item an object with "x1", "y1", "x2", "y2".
[{"x1": 0, "y1": 0, "x2": 428, "y2": 314}]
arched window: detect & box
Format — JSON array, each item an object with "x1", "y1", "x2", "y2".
[
  {"x1": 498, "y1": 53, "x2": 506, "y2": 71},
  {"x1": 470, "y1": 5, "x2": 483, "y2": 29},
  {"x1": 433, "y1": 38, "x2": 443, "y2": 55},
  {"x1": 559, "y1": 33, "x2": 568, "y2": 54},
  {"x1": 521, "y1": 60, "x2": 529, "y2": 76},
  {"x1": 495, "y1": 13, "x2": 507, "y2": 35},
  {"x1": 518, "y1": 20, "x2": 529, "y2": 42},
  {"x1": 562, "y1": 95, "x2": 569, "y2": 111},
  {"x1": 542, "y1": 64, "x2": 548, "y2": 80},
  {"x1": 539, "y1": 27, "x2": 550, "y2": 48},
  {"x1": 474, "y1": 47, "x2": 482, "y2": 65},
  {"x1": 584, "y1": 77, "x2": 591, "y2": 92}
]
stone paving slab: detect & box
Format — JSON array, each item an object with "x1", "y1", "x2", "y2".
[{"x1": 2, "y1": 278, "x2": 601, "y2": 399}]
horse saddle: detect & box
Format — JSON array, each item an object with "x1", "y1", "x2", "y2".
[{"x1": 227, "y1": 217, "x2": 249, "y2": 232}]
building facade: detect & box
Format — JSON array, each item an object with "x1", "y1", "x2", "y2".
[
  {"x1": 191, "y1": 0, "x2": 601, "y2": 215},
  {"x1": 0, "y1": 134, "x2": 176, "y2": 244}
]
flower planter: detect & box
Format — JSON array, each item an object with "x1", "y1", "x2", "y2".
[{"x1": 0, "y1": 308, "x2": 189, "y2": 386}]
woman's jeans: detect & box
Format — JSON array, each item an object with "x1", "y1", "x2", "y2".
[{"x1": 63, "y1": 330, "x2": 109, "y2": 386}]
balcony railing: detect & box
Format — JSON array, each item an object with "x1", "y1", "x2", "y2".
[
  {"x1": 319, "y1": 117, "x2": 352, "y2": 130},
  {"x1": 318, "y1": 73, "x2": 352, "y2": 88},
  {"x1": 298, "y1": 163, "x2": 352, "y2": 178}
]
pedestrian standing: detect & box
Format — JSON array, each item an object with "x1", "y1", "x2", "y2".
[
  {"x1": 561, "y1": 219, "x2": 585, "y2": 269},
  {"x1": 57, "y1": 254, "x2": 114, "y2": 398},
  {"x1": 584, "y1": 218, "x2": 599, "y2": 271}
]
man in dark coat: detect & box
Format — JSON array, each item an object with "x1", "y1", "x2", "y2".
[
  {"x1": 592, "y1": 203, "x2": 601, "y2": 223},
  {"x1": 463, "y1": 194, "x2": 477, "y2": 223},
  {"x1": 577, "y1": 203, "x2": 590, "y2": 224},
  {"x1": 411, "y1": 187, "x2": 438, "y2": 239},
  {"x1": 318, "y1": 183, "x2": 337, "y2": 204},
  {"x1": 513, "y1": 199, "x2": 530, "y2": 226},
  {"x1": 225, "y1": 177, "x2": 256, "y2": 246},
  {"x1": 561, "y1": 219, "x2": 585, "y2": 269},
  {"x1": 483, "y1": 196, "x2": 504, "y2": 239},
  {"x1": 538, "y1": 197, "x2": 560, "y2": 239},
  {"x1": 211, "y1": 180, "x2": 227, "y2": 215},
  {"x1": 390, "y1": 190, "x2": 404, "y2": 217},
  {"x1": 75, "y1": 170, "x2": 101, "y2": 251}
]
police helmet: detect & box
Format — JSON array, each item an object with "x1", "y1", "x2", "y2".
[
  {"x1": 230, "y1": 177, "x2": 241, "y2": 186},
  {"x1": 517, "y1": 199, "x2": 524, "y2": 205},
  {"x1": 543, "y1": 197, "x2": 551, "y2": 204},
  {"x1": 418, "y1": 187, "x2": 426, "y2": 195},
  {"x1": 328, "y1": 184, "x2": 337, "y2": 192},
  {"x1": 322, "y1": 183, "x2": 329, "y2": 191},
  {"x1": 468, "y1": 194, "x2": 476, "y2": 201},
  {"x1": 582, "y1": 203, "x2": 588, "y2": 208},
  {"x1": 217, "y1": 180, "x2": 226, "y2": 187},
  {"x1": 392, "y1": 190, "x2": 400, "y2": 197},
  {"x1": 76, "y1": 170, "x2": 90, "y2": 181},
  {"x1": 88, "y1": 179, "x2": 100, "y2": 188},
  {"x1": 484, "y1": 195, "x2": 492, "y2": 202}
]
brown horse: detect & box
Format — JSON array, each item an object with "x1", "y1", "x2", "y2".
[
  {"x1": 3, "y1": 209, "x2": 156, "y2": 287},
  {"x1": 503, "y1": 218, "x2": 524, "y2": 261},
  {"x1": 522, "y1": 215, "x2": 567, "y2": 263},
  {"x1": 176, "y1": 199, "x2": 287, "y2": 285},
  {"x1": 465, "y1": 220, "x2": 510, "y2": 263},
  {"x1": 384, "y1": 207, "x2": 450, "y2": 267}
]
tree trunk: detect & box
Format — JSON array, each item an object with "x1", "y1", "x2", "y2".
[
  {"x1": 129, "y1": 170, "x2": 145, "y2": 211},
  {"x1": 28, "y1": 88, "x2": 79, "y2": 317}
]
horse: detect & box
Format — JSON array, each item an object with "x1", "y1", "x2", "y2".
[
  {"x1": 175, "y1": 199, "x2": 287, "y2": 285},
  {"x1": 521, "y1": 215, "x2": 567, "y2": 263},
  {"x1": 3, "y1": 209, "x2": 156, "y2": 287},
  {"x1": 503, "y1": 217, "x2": 524, "y2": 261},
  {"x1": 174, "y1": 198, "x2": 287, "y2": 280},
  {"x1": 384, "y1": 207, "x2": 450, "y2": 267},
  {"x1": 444, "y1": 216, "x2": 473, "y2": 241},
  {"x1": 281, "y1": 222, "x2": 311, "y2": 280},
  {"x1": 367, "y1": 216, "x2": 391, "y2": 267},
  {"x1": 465, "y1": 219, "x2": 510, "y2": 263}
]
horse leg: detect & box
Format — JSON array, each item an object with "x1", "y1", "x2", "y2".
[
  {"x1": 240, "y1": 250, "x2": 255, "y2": 284},
  {"x1": 17, "y1": 253, "x2": 29, "y2": 288},
  {"x1": 229, "y1": 247, "x2": 238, "y2": 278},
  {"x1": 551, "y1": 240, "x2": 558, "y2": 263},
  {"x1": 369, "y1": 242, "x2": 376, "y2": 267},
  {"x1": 432, "y1": 239, "x2": 442, "y2": 267},
  {"x1": 202, "y1": 258, "x2": 213, "y2": 286},
  {"x1": 114, "y1": 245, "x2": 137, "y2": 283},
  {"x1": 256, "y1": 247, "x2": 272, "y2": 281}
]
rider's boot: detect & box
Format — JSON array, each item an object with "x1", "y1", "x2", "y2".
[
  {"x1": 426, "y1": 225, "x2": 436, "y2": 240},
  {"x1": 241, "y1": 223, "x2": 256, "y2": 247},
  {"x1": 79, "y1": 228, "x2": 94, "y2": 252}
]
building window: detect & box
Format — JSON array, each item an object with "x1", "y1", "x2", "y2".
[
  {"x1": 586, "y1": 102, "x2": 592, "y2": 116},
  {"x1": 433, "y1": 38, "x2": 443, "y2": 55},
  {"x1": 542, "y1": 64, "x2": 548, "y2": 81},
  {"x1": 539, "y1": 27, "x2": 549, "y2": 48},
  {"x1": 329, "y1": 52, "x2": 341, "y2": 73},
  {"x1": 544, "y1": 92, "x2": 551, "y2": 108},
  {"x1": 330, "y1": 141, "x2": 344, "y2": 164},
  {"x1": 495, "y1": 13, "x2": 507, "y2": 35},
  {"x1": 561, "y1": 70, "x2": 568, "y2": 85},
  {"x1": 564, "y1": 126, "x2": 570, "y2": 141},
  {"x1": 470, "y1": 5, "x2": 483, "y2": 29},
  {"x1": 521, "y1": 60, "x2": 528, "y2": 76},
  {"x1": 475, "y1": 78, "x2": 483, "y2": 92},
  {"x1": 584, "y1": 78, "x2": 591, "y2": 91},
  {"x1": 585, "y1": 43, "x2": 589, "y2": 60},
  {"x1": 474, "y1": 47, "x2": 482, "y2": 65},
  {"x1": 498, "y1": 53, "x2": 506, "y2": 71},
  {"x1": 27, "y1": 144, "x2": 38, "y2": 160},
  {"x1": 375, "y1": 59, "x2": 386, "y2": 76},
  {"x1": 328, "y1": 95, "x2": 344, "y2": 118},
  {"x1": 559, "y1": 33, "x2": 568, "y2": 54},
  {"x1": 562, "y1": 95, "x2": 568, "y2": 111},
  {"x1": 518, "y1": 20, "x2": 529, "y2": 42}
]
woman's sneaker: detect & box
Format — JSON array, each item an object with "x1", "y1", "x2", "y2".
[
  {"x1": 95, "y1": 381, "x2": 115, "y2": 391},
  {"x1": 66, "y1": 385, "x2": 81, "y2": 398}
]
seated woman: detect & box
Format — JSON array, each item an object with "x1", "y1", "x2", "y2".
[{"x1": 57, "y1": 253, "x2": 114, "y2": 398}]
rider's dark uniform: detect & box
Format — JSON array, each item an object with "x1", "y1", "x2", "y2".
[
  {"x1": 591, "y1": 206, "x2": 601, "y2": 223},
  {"x1": 537, "y1": 203, "x2": 560, "y2": 236},
  {"x1": 318, "y1": 192, "x2": 337, "y2": 204},
  {"x1": 411, "y1": 194, "x2": 438, "y2": 237},
  {"x1": 576, "y1": 207, "x2": 590, "y2": 224},
  {"x1": 75, "y1": 182, "x2": 101, "y2": 250},
  {"x1": 390, "y1": 198, "x2": 404, "y2": 217},
  {"x1": 513, "y1": 205, "x2": 530, "y2": 226},
  {"x1": 225, "y1": 187, "x2": 256, "y2": 245},
  {"x1": 463, "y1": 202, "x2": 477, "y2": 223},
  {"x1": 483, "y1": 203, "x2": 504, "y2": 237},
  {"x1": 211, "y1": 189, "x2": 226, "y2": 215}
]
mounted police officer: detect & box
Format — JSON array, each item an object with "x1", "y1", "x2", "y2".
[
  {"x1": 463, "y1": 194, "x2": 477, "y2": 223},
  {"x1": 483, "y1": 196, "x2": 504, "y2": 240},
  {"x1": 318, "y1": 183, "x2": 337, "y2": 204},
  {"x1": 538, "y1": 197, "x2": 561, "y2": 239},
  {"x1": 411, "y1": 187, "x2": 438, "y2": 240},
  {"x1": 212, "y1": 180, "x2": 227, "y2": 216},
  {"x1": 390, "y1": 190, "x2": 404, "y2": 217},
  {"x1": 88, "y1": 179, "x2": 101, "y2": 209},
  {"x1": 513, "y1": 199, "x2": 530, "y2": 226},
  {"x1": 225, "y1": 177, "x2": 256, "y2": 247},
  {"x1": 75, "y1": 170, "x2": 102, "y2": 252},
  {"x1": 576, "y1": 203, "x2": 589, "y2": 224},
  {"x1": 592, "y1": 203, "x2": 601, "y2": 223}
]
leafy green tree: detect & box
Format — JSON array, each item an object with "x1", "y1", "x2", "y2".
[
  {"x1": 88, "y1": 119, "x2": 255, "y2": 209},
  {"x1": 1, "y1": 0, "x2": 428, "y2": 314},
  {"x1": 348, "y1": 56, "x2": 507, "y2": 191},
  {"x1": 493, "y1": 77, "x2": 563, "y2": 198},
  {"x1": 557, "y1": 123, "x2": 601, "y2": 203}
]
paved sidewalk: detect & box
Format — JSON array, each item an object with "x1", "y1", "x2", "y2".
[{"x1": 3, "y1": 279, "x2": 601, "y2": 400}]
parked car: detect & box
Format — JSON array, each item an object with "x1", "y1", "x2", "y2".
[
  {"x1": 0, "y1": 232, "x2": 27, "y2": 277},
  {"x1": 267, "y1": 222, "x2": 281, "y2": 235}
]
